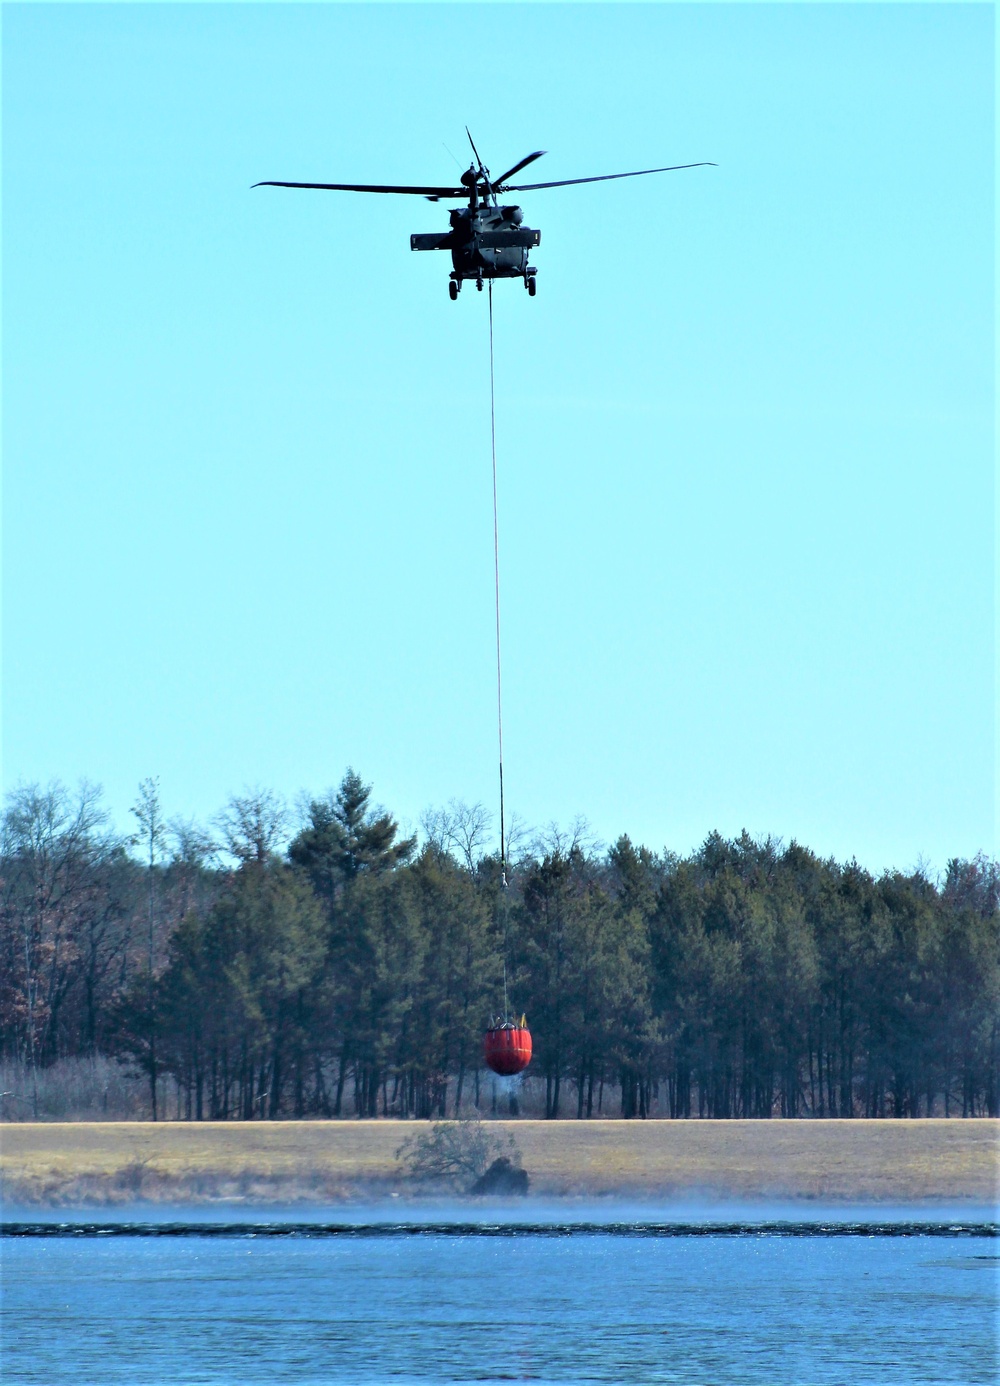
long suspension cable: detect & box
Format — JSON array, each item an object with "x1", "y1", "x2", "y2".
[
  {"x1": 488, "y1": 279, "x2": 506, "y2": 892},
  {"x1": 488, "y1": 279, "x2": 510, "y2": 1023}
]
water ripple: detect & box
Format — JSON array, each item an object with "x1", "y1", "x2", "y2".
[{"x1": 3, "y1": 1219, "x2": 997, "y2": 1238}]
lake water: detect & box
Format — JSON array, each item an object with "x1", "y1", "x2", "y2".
[{"x1": 2, "y1": 1206, "x2": 997, "y2": 1385}]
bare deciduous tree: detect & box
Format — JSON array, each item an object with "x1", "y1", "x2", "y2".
[
  {"x1": 421, "y1": 800, "x2": 493, "y2": 873},
  {"x1": 0, "y1": 781, "x2": 117, "y2": 1115},
  {"x1": 130, "y1": 777, "x2": 169, "y2": 1119},
  {"x1": 216, "y1": 789, "x2": 287, "y2": 866}
]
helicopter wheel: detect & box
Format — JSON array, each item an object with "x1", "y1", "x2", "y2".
[
  {"x1": 448, "y1": 280, "x2": 459, "y2": 301},
  {"x1": 527, "y1": 277, "x2": 537, "y2": 297},
  {"x1": 476, "y1": 276, "x2": 484, "y2": 292}
]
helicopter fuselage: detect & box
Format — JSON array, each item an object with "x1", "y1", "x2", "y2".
[{"x1": 410, "y1": 201, "x2": 540, "y2": 296}]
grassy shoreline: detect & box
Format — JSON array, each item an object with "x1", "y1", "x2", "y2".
[{"x1": 2, "y1": 1119, "x2": 997, "y2": 1207}]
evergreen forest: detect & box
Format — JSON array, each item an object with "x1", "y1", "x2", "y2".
[{"x1": 2, "y1": 773, "x2": 997, "y2": 1121}]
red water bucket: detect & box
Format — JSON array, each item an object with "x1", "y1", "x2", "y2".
[{"x1": 483, "y1": 1025, "x2": 532, "y2": 1076}]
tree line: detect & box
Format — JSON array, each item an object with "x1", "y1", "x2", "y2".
[{"x1": 1, "y1": 773, "x2": 997, "y2": 1120}]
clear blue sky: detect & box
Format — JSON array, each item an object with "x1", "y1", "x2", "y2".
[{"x1": 2, "y1": 2, "x2": 994, "y2": 872}]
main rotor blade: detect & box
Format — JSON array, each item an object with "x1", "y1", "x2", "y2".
[
  {"x1": 465, "y1": 126, "x2": 484, "y2": 170},
  {"x1": 494, "y1": 150, "x2": 547, "y2": 186},
  {"x1": 504, "y1": 161, "x2": 717, "y2": 192},
  {"x1": 252, "y1": 180, "x2": 466, "y2": 197}
]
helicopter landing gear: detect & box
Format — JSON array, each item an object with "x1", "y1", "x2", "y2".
[
  {"x1": 527, "y1": 277, "x2": 537, "y2": 297},
  {"x1": 448, "y1": 280, "x2": 459, "y2": 301},
  {"x1": 525, "y1": 268, "x2": 538, "y2": 296},
  {"x1": 476, "y1": 275, "x2": 484, "y2": 292}
]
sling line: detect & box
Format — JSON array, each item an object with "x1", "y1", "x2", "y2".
[
  {"x1": 488, "y1": 280, "x2": 506, "y2": 891},
  {"x1": 488, "y1": 279, "x2": 510, "y2": 1020}
]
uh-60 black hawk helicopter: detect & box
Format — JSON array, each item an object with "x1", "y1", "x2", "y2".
[{"x1": 254, "y1": 130, "x2": 715, "y2": 299}]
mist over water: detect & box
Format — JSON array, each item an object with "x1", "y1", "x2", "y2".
[{"x1": 2, "y1": 1206, "x2": 996, "y2": 1385}]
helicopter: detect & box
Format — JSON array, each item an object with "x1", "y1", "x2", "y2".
[{"x1": 254, "y1": 130, "x2": 715, "y2": 299}]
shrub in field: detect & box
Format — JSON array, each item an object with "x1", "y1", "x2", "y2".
[{"x1": 395, "y1": 1111, "x2": 523, "y2": 1190}]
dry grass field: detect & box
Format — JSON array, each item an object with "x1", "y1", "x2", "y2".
[{"x1": 2, "y1": 1119, "x2": 997, "y2": 1206}]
